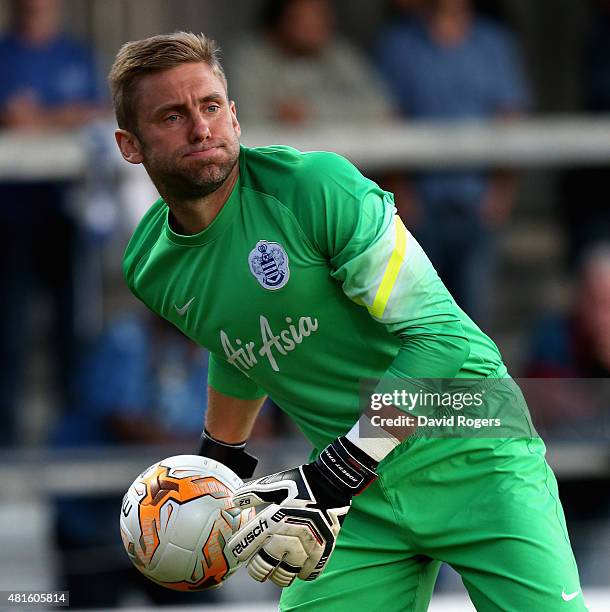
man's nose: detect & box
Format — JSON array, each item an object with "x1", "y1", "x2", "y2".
[{"x1": 189, "y1": 112, "x2": 211, "y2": 141}]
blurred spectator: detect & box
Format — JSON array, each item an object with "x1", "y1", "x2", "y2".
[
  {"x1": 527, "y1": 243, "x2": 610, "y2": 380},
  {"x1": 51, "y1": 313, "x2": 214, "y2": 607},
  {"x1": 0, "y1": 0, "x2": 106, "y2": 446},
  {"x1": 229, "y1": 0, "x2": 404, "y2": 260},
  {"x1": 524, "y1": 243, "x2": 610, "y2": 435},
  {"x1": 229, "y1": 0, "x2": 394, "y2": 126},
  {"x1": 558, "y1": 0, "x2": 610, "y2": 267},
  {"x1": 375, "y1": 0, "x2": 529, "y2": 323},
  {"x1": 0, "y1": 0, "x2": 103, "y2": 129},
  {"x1": 53, "y1": 313, "x2": 210, "y2": 448}
]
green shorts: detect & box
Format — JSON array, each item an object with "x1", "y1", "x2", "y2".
[{"x1": 280, "y1": 380, "x2": 586, "y2": 612}]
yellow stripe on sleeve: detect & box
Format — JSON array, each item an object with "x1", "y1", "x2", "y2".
[{"x1": 370, "y1": 216, "x2": 408, "y2": 319}]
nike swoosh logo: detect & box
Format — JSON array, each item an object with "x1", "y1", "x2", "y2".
[
  {"x1": 562, "y1": 590, "x2": 580, "y2": 601},
  {"x1": 174, "y1": 297, "x2": 195, "y2": 316}
]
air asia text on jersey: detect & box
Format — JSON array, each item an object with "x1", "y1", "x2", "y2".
[{"x1": 220, "y1": 314, "x2": 319, "y2": 372}]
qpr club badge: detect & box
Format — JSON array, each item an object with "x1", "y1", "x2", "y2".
[{"x1": 248, "y1": 240, "x2": 290, "y2": 290}]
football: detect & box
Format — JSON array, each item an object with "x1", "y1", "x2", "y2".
[{"x1": 119, "y1": 455, "x2": 255, "y2": 591}]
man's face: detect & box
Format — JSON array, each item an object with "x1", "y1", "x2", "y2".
[
  {"x1": 279, "y1": 0, "x2": 333, "y2": 55},
  {"x1": 121, "y1": 62, "x2": 241, "y2": 201}
]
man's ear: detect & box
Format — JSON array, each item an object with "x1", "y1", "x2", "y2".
[
  {"x1": 229, "y1": 100, "x2": 241, "y2": 138},
  {"x1": 115, "y1": 129, "x2": 144, "y2": 164}
]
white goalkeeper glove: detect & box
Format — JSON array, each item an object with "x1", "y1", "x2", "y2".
[{"x1": 227, "y1": 435, "x2": 379, "y2": 587}]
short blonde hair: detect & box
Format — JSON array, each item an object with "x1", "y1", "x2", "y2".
[{"x1": 108, "y1": 31, "x2": 228, "y2": 132}]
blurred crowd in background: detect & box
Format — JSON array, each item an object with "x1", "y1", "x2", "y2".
[{"x1": 0, "y1": 0, "x2": 609, "y2": 607}]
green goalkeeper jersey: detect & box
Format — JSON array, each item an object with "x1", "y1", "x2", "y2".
[{"x1": 123, "y1": 145, "x2": 504, "y2": 449}]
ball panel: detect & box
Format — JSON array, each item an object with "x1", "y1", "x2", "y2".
[
  {"x1": 149, "y1": 541, "x2": 193, "y2": 585},
  {"x1": 198, "y1": 512, "x2": 235, "y2": 586},
  {"x1": 170, "y1": 496, "x2": 223, "y2": 549}
]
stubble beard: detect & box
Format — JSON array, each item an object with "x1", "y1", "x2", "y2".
[{"x1": 142, "y1": 138, "x2": 240, "y2": 205}]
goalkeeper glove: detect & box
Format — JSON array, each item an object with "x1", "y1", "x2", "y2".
[
  {"x1": 197, "y1": 428, "x2": 258, "y2": 479},
  {"x1": 227, "y1": 435, "x2": 379, "y2": 587}
]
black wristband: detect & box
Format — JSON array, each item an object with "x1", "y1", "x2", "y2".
[
  {"x1": 197, "y1": 429, "x2": 259, "y2": 479},
  {"x1": 313, "y1": 436, "x2": 378, "y2": 497}
]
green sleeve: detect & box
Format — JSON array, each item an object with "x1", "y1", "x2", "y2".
[
  {"x1": 294, "y1": 152, "x2": 470, "y2": 380},
  {"x1": 208, "y1": 353, "x2": 268, "y2": 400}
]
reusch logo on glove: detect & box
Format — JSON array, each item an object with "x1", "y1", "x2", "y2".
[{"x1": 231, "y1": 518, "x2": 268, "y2": 556}]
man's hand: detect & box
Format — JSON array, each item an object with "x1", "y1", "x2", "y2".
[{"x1": 227, "y1": 436, "x2": 378, "y2": 587}]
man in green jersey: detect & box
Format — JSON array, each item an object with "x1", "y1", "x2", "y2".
[{"x1": 109, "y1": 32, "x2": 586, "y2": 611}]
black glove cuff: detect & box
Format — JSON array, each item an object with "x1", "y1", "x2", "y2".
[
  {"x1": 313, "y1": 435, "x2": 378, "y2": 498},
  {"x1": 197, "y1": 429, "x2": 259, "y2": 479}
]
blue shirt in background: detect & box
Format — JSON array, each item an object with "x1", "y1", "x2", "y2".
[
  {"x1": 52, "y1": 315, "x2": 209, "y2": 448},
  {"x1": 0, "y1": 33, "x2": 102, "y2": 108},
  {"x1": 376, "y1": 16, "x2": 529, "y2": 206}
]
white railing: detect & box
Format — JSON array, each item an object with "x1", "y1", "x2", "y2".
[
  {"x1": 1, "y1": 115, "x2": 610, "y2": 181},
  {"x1": 0, "y1": 439, "x2": 607, "y2": 499}
]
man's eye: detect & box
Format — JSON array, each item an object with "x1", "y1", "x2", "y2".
[
  {"x1": 207, "y1": 104, "x2": 220, "y2": 113},
  {"x1": 165, "y1": 114, "x2": 180, "y2": 122}
]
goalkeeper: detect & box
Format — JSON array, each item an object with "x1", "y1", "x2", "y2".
[{"x1": 110, "y1": 32, "x2": 585, "y2": 611}]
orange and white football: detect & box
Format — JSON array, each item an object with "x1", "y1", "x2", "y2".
[{"x1": 120, "y1": 455, "x2": 254, "y2": 591}]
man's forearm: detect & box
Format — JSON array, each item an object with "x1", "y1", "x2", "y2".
[
  {"x1": 205, "y1": 386, "x2": 267, "y2": 443},
  {"x1": 198, "y1": 387, "x2": 266, "y2": 479}
]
